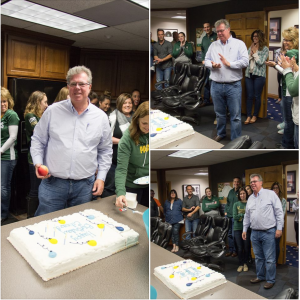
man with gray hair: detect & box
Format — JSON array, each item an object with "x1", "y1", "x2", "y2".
[
  {"x1": 243, "y1": 174, "x2": 284, "y2": 289},
  {"x1": 31, "y1": 65, "x2": 112, "y2": 216},
  {"x1": 205, "y1": 19, "x2": 248, "y2": 142}
]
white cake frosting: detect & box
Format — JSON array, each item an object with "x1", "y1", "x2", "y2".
[
  {"x1": 154, "y1": 259, "x2": 226, "y2": 299},
  {"x1": 7, "y1": 209, "x2": 139, "y2": 281},
  {"x1": 150, "y1": 110, "x2": 194, "y2": 148}
]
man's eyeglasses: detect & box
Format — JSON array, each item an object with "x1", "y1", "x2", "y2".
[
  {"x1": 216, "y1": 29, "x2": 226, "y2": 34},
  {"x1": 250, "y1": 180, "x2": 260, "y2": 184},
  {"x1": 283, "y1": 39, "x2": 292, "y2": 42},
  {"x1": 69, "y1": 82, "x2": 90, "y2": 88}
]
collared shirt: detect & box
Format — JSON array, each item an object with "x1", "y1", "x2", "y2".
[
  {"x1": 182, "y1": 194, "x2": 200, "y2": 221},
  {"x1": 204, "y1": 36, "x2": 249, "y2": 82},
  {"x1": 31, "y1": 99, "x2": 112, "y2": 181},
  {"x1": 201, "y1": 31, "x2": 218, "y2": 61},
  {"x1": 243, "y1": 188, "x2": 284, "y2": 232},
  {"x1": 153, "y1": 39, "x2": 173, "y2": 69}
]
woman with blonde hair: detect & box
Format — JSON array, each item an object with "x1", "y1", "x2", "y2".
[
  {"x1": 1, "y1": 87, "x2": 20, "y2": 222},
  {"x1": 54, "y1": 86, "x2": 69, "y2": 103},
  {"x1": 115, "y1": 101, "x2": 149, "y2": 208},
  {"x1": 24, "y1": 91, "x2": 48, "y2": 218}
]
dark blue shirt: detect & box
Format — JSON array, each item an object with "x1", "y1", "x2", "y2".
[{"x1": 164, "y1": 199, "x2": 183, "y2": 224}]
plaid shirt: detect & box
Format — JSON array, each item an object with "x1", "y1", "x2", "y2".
[{"x1": 245, "y1": 46, "x2": 269, "y2": 78}]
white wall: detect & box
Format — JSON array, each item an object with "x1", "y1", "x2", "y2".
[
  {"x1": 268, "y1": 9, "x2": 299, "y2": 96},
  {"x1": 151, "y1": 17, "x2": 186, "y2": 41},
  {"x1": 286, "y1": 164, "x2": 299, "y2": 244}
]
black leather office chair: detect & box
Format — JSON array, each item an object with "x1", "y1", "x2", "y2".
[
  {"x1": 221, "y1": 135, "x2": 266, "y2": 149},
  {"x1": 189, "y1": 217, "x2": 229, "y2": 271},
  {"x1": 152, "y1": 221, "x2": 172, "y2": 249},
  {"x1": 151, "y1": 217, "x2": 161, "y2": 241},
  {"x1": 151, "y1": 62, "x2": 187, "y2": 104},
  {"x1": 276, "y1": 288, "x2": 298, "y2": 299},
  {"x1": 180, "y1": 215, "x2": 212, "y2": 250}
]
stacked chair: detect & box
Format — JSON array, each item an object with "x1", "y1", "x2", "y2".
[
  {"x1": 221, "y1": 135, "x2": 266, "y2": 149},
  {"x1": 150, "y1": 217, "x2": 161, "y2": 240},
  {"x1": 151, "y1": 218, "x2": 172, "y2": 249}
]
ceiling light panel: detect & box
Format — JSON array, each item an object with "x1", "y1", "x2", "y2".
[
  {"x1": 168, "y1": 150, "x2": 212, "y2": 159},
  {"x1": 129, "y1": 0, "x2": 149, "y2": 9},
  {"x1": 172, "y1": 16, "x2": 186, "y2": 19},
  {"x1": 1, "y1": 0, "x2": 107, "y2": 33}
]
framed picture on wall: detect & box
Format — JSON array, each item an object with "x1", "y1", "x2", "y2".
[
  {"x1": 269, "y1": 18, "x2": 281, "y2": 42},
  {"x1": 182, "y1": 184, "x2": 201, "y2": 199},
  {"x1": 287, "y1": 171, "x2": 296, "y2": 194},
  {"x1": 163, "y1": 29, "x2": 177, "y2": 42},
  {"x1": 287, "y1": 198, "x2": 297, "y2": 213}
]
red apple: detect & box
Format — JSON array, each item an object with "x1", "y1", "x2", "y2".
[{"x1": 38, "y1": 165, "x2": 49, "y2": 176}]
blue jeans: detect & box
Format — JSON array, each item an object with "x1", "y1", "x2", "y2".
[
  {"x1": 156, "y1": 66, "x2": 173, "y2": 90},
  {"x1": 234, "y1": 229, "x2": 251, "y2": 265},
  {"x1": 211, "y1": 81, "x2": 242, "y2": 140},
  {"x1": 171, "y1": 223, "x2": 181, "y2": 246},
  {"x1": 281, "y1": 95, "x2": 294, "y2": 149},
  {"x1": 35, "y1": 175, "x2": 94, "y2": 216},
  {"x1": 1, "y1": 160, "x2": 17, "y2": 219},
  {"x1": 251, "y1": 227, "x2": 276, "y2": 284},
  {"x1": 185, "y1": 218, "x2": 200, "y2": 240},
  {"x1": 227, "y1": 217, "x2": 236, "y2": 253},
  {"x1": 294, "y1": 124, "x2": 298, "y2": 149},
  {"x1": 245, "y1": 75, "x2": 266, "y2": 117},
  {"x1": 102, "y1": 163, "x2": 116, "y2": 198},
  {"x1": 204, "y1": 70, "x2": 211, "y2": 104},
  {"x1": 28, "y1": 163, "x2": 41, "y2": 198}
]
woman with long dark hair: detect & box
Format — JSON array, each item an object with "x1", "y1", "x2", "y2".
[
  {"x1": 233, "y1": 187, "x2": 251, "y2": 272},
  {"x1": 244, "y1": 30, "x2": 269, "y2": 124},
  {"x1": 172, "y1": 32, "x2": 193, "y2": 65},
  {"x1": 164, "y1": 189, "x2": 183, "y2": 253}
]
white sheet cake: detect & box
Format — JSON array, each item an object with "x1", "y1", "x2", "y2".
[
  {"x1": 150, "y1": 110, "x2": 194, "y2": 148},
  {"x1": 154, "y1": 259, "x2": 226, "y2": 299},
  {"x1": 7, "y1": 209, "x2": 139, "y2": 281}
]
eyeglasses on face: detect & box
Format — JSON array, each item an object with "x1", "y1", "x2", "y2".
[
  {"x1": 216, "y1": 29, "x2": 226, "y2": 34},
  {"x1": 283, "y1": 39, "x2": 292, "y2": 42},
  {"x1": 250, "y1": 180, "x2": 260, "y2": 184},
  {"x1": 68, "y1": 82, "x2": 90, "y2": 88}
]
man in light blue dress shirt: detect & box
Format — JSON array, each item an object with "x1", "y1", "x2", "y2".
[
  {"x1": 31, "y1": 66, "x2": 112, "y2": 216},
  {"x1": 205, "y1": 19, "x2": 249, "y2": 142},
  {"x1": 243, "y1": 174, "x2": 284, "y2": 289}
]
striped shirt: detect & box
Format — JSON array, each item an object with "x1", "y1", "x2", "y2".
[{"x1": 245, "y1": 46, "x2": 269, "y2": 78}]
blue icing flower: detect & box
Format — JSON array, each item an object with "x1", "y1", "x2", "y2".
[
  {"x1": 87, "y1": 215, "x2": 95, "y2": 220},
  {"x1": 49, "y1": 251, "x2": 57, "y2": 258},
  {"x1": 150, "y1": 133, "x2": 157, "y2": 137},
  {"x1": 206, "y1": 274, "x2": 210, "y2": 277},
  {"x1": 186, "y1": 283, "x2": 192, "y2": 286},
  {"x1": 29, "y1": 230, "x2": 34, "y2": 235},
  {"x1": 172, "y1": 125, "x2": 177, "y2": 128}
]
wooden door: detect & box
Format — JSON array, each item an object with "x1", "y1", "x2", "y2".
[
  {"x1": 245, "y1": 165, "x2": 286, "y2": 264},
  {"x1": 226, "y1": 11, "x2": 268, "y2": 118}
]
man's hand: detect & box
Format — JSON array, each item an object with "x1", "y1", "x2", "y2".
[
  {"x1": 202, "y1": 61, "x2": 205, "y2": 65},
  {"x1": 155, "y1": 58, "x2": 163, "y2": 64},
  {"x1": 116, "y1": 195, "x2": 127, "y2": 208},
  {"x1": 92, "y1": 179, "x2": 104, "y2": 196},
  {"x1": 35, "y1": 163, "x2": 51, "y2": 180},
  {"x1": 224, "y1": 212, "x2": 227, "y2": 216},
  {"x1": 275, "y1": 230, "x2": 282, "y2": 238},
  {"x1": 211, "y1": 61, "x2": 221, "y2": 68},
  {"x1": 242, "y1": 232, "x2": 247, "y2": 240},
  {"x1": 190, "y1": 206, "x2": 195, "y2": 211},
  {"x1": 218, "y1": 54, "x2": 230, "y2": 67},
  {"x1": 187, "y1": 213, "x2": 193, "y2": 218}
]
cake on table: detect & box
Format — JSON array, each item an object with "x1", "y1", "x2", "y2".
[
  {"x1": 154, "y1": 259, "x2": 226, "y2": 299},
  {"x1": 7, "y1": 209, "x2": 139, "y2": 281},
  {"x1": 150, "y1": 110, "x2": 195, "y2": 148}
]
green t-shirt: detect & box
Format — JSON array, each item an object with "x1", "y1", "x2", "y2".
[
  {"x1": 233, "y1": 201, "x2": 247, "y2": 231},
  {"x1": 1, "y1": 109, "x2": 19, "y2": 160},
  {"x1": 202, "y1": 195, "x2": 220, "y2": 212},
  {"x1": 25, "y1": 113, "x2": 40, "y2": 164}
]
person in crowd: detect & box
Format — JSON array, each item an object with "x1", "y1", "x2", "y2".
[
  {"x1": 132, "y1": 89, "x2": 141, "y2": 112},
  {"x1": 54, "y1": 86, "x2": 69, "y2": 103},
  {"x1": 205, "y1": 19, "x2": 248, "y2": 142},
  {"x1": 24, "y1": 91, "x2": 48, "y2": 218},
  {"x1": 245, "y1": 185, "x2": 253, "y2": 196},
  {"x1": 202, "y1": 187, "x2": 220, "y2": 216},
  {"x1": 150, "y1": 32, "x2": 155, "y2": 72},
  {"x1": 164, "y1": 189, "x2": 183, "y2": 253},
  {"x1": 1, "y1": 87, "x2": 20, "y2": 222},
  {"x1": 233, "y1": 187, "x2": 251, "y2": 272},
  {"x1": 225, "y1": 177, "x2": 241, "y2": 257},
  {"x1": 102, "y1": 93, "x2": 133, "y2": 198},
  {"x1": 153, "y1": 29, "x2": 173, "y2": 90},
  {"x1": 244, "y1": 30, "x2": 269, "y2": 125},
  {"x1": 172, "y1": 32, "x2": 193, "y2": 65},
  {"x1": 279, "y1": 54, "x2": 299, "y2": 148},
  {"x1": 171, "y1": 31, "x2": 179, "y2": 48},
  {"x1": 266, "y1": 27, "x2": 299, "y2": 149},
  {"x1": 271, "y1": 182, "x2": 287, "y2": 264},
  {"x1": 89, "y1": 91, "x2": 99, "y2": 106},
  {"x1": 182, "y1": 185, "x2": 200, "y2": 240},
  {"x1": 201, "y1": 22, "x2": 217, "y2": 107},
  {"x1": 243, "y1": 174, "x2": 284, "y2": 289},
  {"x1": 31, "y1": 66, "x2": 112, "y2": 216},
  {"x1": 99, "y1": 94, "x2": 111, "y2": 114},
  {"x1": 151, "y1": 189, "x2": 164, "y2": 218},
  {"x1": 115, "y1": 101, "x2": 149, "y2": 208},
  {"x1": 292, "y1": 191, "x2": 299, "y2": 249}
]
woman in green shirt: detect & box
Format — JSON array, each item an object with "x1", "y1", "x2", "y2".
[
  {"x1": 233, "y1": 187, "x2": 251, "y2": 272},
  {"x1": 172, "y1": 32, "x2": 193, "y2": 65},
  {"x1": 271, "y1": 182, "x2": 287, "y2": 264},
  {"x1": 24, "y1": 91, "x2": 48, "y2": 218},
  {"x1": 202, "y1": 187, "x2": 220, "y2": 216},
  {"x1": 1, "y1": 87, "x2": 20, "y2": 221}
]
